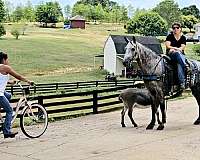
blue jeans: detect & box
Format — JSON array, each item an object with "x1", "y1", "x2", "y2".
[
  {"x1": 0, "y1": 91, "x2": 13, "y2": 135},
  {"x1": 168, "y1": 51, "x2": 186, "y2": 84}
]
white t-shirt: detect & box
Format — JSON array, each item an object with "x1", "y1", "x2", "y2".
[{"x1": 0, "y1": 73, "x2": 9, "y2": 96}]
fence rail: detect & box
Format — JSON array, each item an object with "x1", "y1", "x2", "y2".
[
  {"x1": 6, "y1": 79, "x2": 140, "y2": 95},
  {"x1": 0, "y1": 85, "x2": 139, "y2": 120}
]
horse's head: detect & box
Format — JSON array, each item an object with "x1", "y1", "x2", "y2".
[{"x1": 123, "y1": 36, "x2": 138, "y2": 67}]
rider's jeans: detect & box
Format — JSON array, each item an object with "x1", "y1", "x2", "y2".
[
  {"x1": 169, "y1": 51, "x2": 186, "y2": 84},
  {"x1": 0, "y1": 91, "x2": 12, "y2": 135}
]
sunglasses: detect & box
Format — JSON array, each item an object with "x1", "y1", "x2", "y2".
[{"x1": 172, "y1": 26, "x2": 180, "y2": 30}]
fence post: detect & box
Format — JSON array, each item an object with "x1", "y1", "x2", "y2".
[
  {"x1": 34, "y1": 85, "x2": 36, "y2": 94},
  {"x1": 115, "y1": 80, "x2": 117, "y2": 86},
  {"x1": 56, "y1": 83, "x2": 58, "y2": 90},
  {"x1": 93, "y1": 90, "x2": 98, "y2": 114},
  {"x1": 96, "y1": 81, "x2": 98, "y2": 87},
  {"x1": 77, "y1": 82, "x2": 79, "y2": 88},
  {"x1": 38, "y1": 96, "x2": 44, "y2": 106},
  {"x1": 11, "y1": 86, "x2": 13, "y2": 95}
]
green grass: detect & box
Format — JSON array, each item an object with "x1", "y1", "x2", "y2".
[{"x1": 0, "y1": 23, "x2": 125, "y2": 83}]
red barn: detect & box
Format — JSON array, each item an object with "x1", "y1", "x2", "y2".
[{"x1": 70, "y1": 15, "x2": 86, "y2": 29}]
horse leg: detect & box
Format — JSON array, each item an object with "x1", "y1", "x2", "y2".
[
  {"x1": 156, "y1": 101, "x2": 166, "y2": 130},
  {"x1": 121, "y1": 106, "x2": 128, "y2": 127},
  {"x1": 128, "y1": 105, "x2": 138, "y2": 127},
  {"x1": 191, "y1": 86, "x2": 200, "y2": 125},
  {"x1": 156, "y1": 111, "x2": 161, "y2": 125},
  {"x1": 146, "y1": 104, "x2": 157, "y2": 130}
]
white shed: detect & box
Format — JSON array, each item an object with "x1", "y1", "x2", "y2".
[
  {"x1": 103, "y1": 35, "x2": 163, "y2": 75},
  {"x1": 193, "y1": 23, "x2": 200, "y2": 41}
]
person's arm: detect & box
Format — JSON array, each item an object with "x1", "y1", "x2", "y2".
[{"x1": 3, "y1": 65, "x2": 32, "y2": 84}]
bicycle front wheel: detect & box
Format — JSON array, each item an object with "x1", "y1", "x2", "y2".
[{"x1": 20, "y1": 103, "x2": 48, "y2": 138}]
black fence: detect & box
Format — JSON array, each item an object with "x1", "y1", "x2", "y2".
[
  {"x1": 2, "y1": 85, "x2": 137, "y2": 120},
  {"x1": 6, "y1": 79, "x2": 139, "y2": 95}
]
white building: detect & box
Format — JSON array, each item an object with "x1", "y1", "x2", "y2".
[
  {"x1": 193, "y1": 23, "x2": 200, "y2": 41},
  {"x1": 103, "y1": 35, "x2": 163, "y2": 75}
]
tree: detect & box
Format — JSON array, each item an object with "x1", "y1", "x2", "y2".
[
  {"x1": 127, "y1": 11, "x2": 168, "y2": 36},
  {"x1": 0, "y1": 23, "x2": 6, "y2": 37},
  {"x1": 11, "y1": 6, "x2": 24, "y2": 22},
  {"x1": 35, "y1": 2, "x2": 63, "y2": 27},
  {"x1": 23, "y1": 1, "x2": 35, "y2": 22},
  {"x1": 127, "y1": 4, "x2": 134, "y2": 18},
  {"x1": 152, "y1": 0, "x2": 182, "y2": 27},
  {"x1": 4, "y1": 0, "x2": 14, "y2": 22},
  {"x1": 64, "y1": 4, "x2": 71, "y2": 18},
  {"x1": 181, "y1": 5, "x2": 200, "y2": 19},
  {"x1": 0, "y1": 0, "x2": 5, "y2": 22},
  {"x1": 182, "y1": 15, "x2": 198, "y2": 32}
]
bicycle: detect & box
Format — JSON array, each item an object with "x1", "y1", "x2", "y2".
[{"x1": 0, "y1": 81, "x2": 48, "y2": 138}]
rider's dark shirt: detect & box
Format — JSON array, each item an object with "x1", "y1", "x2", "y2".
[{"x1": 166, "y1": 33, "x2": 186, "y2": 55}]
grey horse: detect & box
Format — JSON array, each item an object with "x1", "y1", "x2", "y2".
[{"x1": 123, "y1": 36, "x2": 200, "y2": 130}]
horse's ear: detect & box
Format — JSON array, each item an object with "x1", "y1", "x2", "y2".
[
  {"x1": 124, "y1": 37, "x2": 130, "y2": 43},
  {"x1": 132, "y1": 36, "x2": 136, "y2": 43}
]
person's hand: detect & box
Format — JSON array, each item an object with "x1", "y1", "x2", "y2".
[
  {"x1": 28, "y1": 81, "x2": 35, "y2": 86},
  {"x1": 8, "y1": 80, "x2": 16, "y2": 85},
  {"x1": 169, "y1": 48, "x2": 175, "y2": 53}
]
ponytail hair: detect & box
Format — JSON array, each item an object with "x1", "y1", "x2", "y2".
[{"x1": 0, "y1": 52, "x2": 8, "y2": 64}]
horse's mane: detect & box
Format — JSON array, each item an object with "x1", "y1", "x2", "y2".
[{"x1": 136, "y1": 42, "x2": 160, "y2": 60}]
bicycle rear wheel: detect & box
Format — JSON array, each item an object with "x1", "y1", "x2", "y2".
[{"x1": 20, "y1": 103, "x2": 48, "y2": 138}]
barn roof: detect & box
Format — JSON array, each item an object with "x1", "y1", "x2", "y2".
[
  {"x1": 110, "y1": 35, "x2": 163, "y2": 58},
  {"x1": 70, "y1": 15, "x2": 85, "y2": 21}
]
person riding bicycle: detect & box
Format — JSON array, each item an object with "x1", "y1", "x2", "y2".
[
  {"x1": 0, "y1": 51, "x2": 33, "y2": 138},
  {"x1": 165, "y1": 22, "x2": 189, "y2": 90}
]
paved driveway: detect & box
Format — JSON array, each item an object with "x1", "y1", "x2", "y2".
[{"x1": 0, "y1": 97, "x2": 200, "y2": 160}]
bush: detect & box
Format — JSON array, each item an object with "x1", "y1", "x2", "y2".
[
  {"x1": 193, "y1": 44, "x2": 200, "y2": 56},
  {"x1": 0, "y1": 23, "x2": 6, "y2": 37},
  {"x1": 64, "y1": 18, "x2": 70, "y2": 25},
  {"x1": 11, "y1": 29, "x2": 20, "y2": 39}
]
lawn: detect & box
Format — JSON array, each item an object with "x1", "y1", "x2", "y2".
[{"x1": 0, "y1": 23, "x2": 125, "y2": 83}]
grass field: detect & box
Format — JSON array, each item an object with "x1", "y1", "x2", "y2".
[
  {"x1": 0, "y1": 23, "x2": 199, "y2": 83},
  {"x1": 0, "y1": 23, "x2": 125, "y2": 83}
]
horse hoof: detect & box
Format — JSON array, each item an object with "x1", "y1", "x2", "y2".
[
  {"x1": 162, "y1": 119, "x2": 166, "y2": 124},
  {"x1": 194, "y1": 119, "x2": 200, "y2": 125},
  {"x1": 134, "y1": 124, "x2": 138, "y2": 128},
  {"x1": 146, "y1": 124, "x2": 154, "y2": 130},
  {"x1": 121, "y1": 124, "x2": 126, "y2": 127},
  {"x1": 157, "y1": 124, "x2": 164, "y2": 130}
]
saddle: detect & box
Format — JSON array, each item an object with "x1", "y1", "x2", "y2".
[{"x1": 162, "y1": 55, "x2": 197, "y2": 96}]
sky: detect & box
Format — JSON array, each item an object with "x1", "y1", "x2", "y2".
[{"x1": 5, "y1": 0, "x2": 200, "y2": 10}]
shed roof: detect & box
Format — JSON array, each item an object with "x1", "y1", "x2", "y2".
[
  {"x1": 70, "y1": 15, "x2": 85, "y2": 21},
  {"x1": 110, "y1": 35, "x2": 163, "y2": 58}
]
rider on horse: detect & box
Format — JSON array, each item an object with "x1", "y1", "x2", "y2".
[{"x1": 165, "y1": 22, "x2": 189, "y2": 90}]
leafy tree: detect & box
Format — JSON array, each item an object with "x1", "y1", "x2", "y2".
[
  {"x1": 127, "y1": 4, "x2": 134, "y2": 18},
  {"x1": 23, "y1": 1, "x2": 35, "y2": 22},
  {"x1": 11, "y1": 28, "x2": 20, "y2": 39},
  {"x1": 0, "y1": 23, "x2": 6, "y2": 37},
  {"x1": 76, "y1": 0, "x2": 118, "y2": 9},
  {"x1": 64, "y1": 4, "x2": 71, "y2": 18},
  {"x1": 35, "y1": 2, "x2": 63, "y2": 27},
  {"x1": 0, "y1": 0, "x2": 6, "y2": 22},
  {"x1": 72, "y1": 3, "x2": 90, "y2": 19},
  {"x1": 152, "y1": 0, "x2": 182, "y2": 27},
  {"x1": 181, "y1": 5, "x2": 200, "y2": 19},
  {"x1": 4, "y1": 0, "x2": 14, "y2": 22},
  {"x1": 11, "y1": 6, "x2": 24, "y2": 22},
  {"x1": 182, "y1": 15, "x2": 198, "y2": 32},
  {"x1": 127, "y1": 11, "x2": 168, "y2": 36}
]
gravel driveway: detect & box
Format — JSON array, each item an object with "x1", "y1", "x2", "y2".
[{"x1": 1, "y1": 97, "x2": 200, "y2": 160}]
